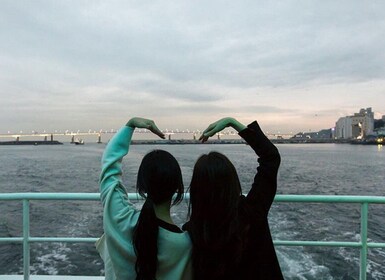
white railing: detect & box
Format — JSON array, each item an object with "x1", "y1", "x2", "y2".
[{"x1": 0, "y1": 193, "x2": 385, "y2": 280}]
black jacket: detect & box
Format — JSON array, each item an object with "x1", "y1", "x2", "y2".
[
  {"x1": 237, "y1": 121, "x2": 283, "y2": 279},
  {"x1": 185, "y1": 121, "x2": 284, "y2": 280}
]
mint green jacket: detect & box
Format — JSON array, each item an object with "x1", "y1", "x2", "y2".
[{"x1": 96, "y1": 125, "x2": 192, "y2": 280}]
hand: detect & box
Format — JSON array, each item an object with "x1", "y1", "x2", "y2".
[
  {"x1": 199, "y1": 117, "x2": 246, "y2": 143},
  {"x1": 126, "y1": 117, "x2": 165, "y2": 139}
]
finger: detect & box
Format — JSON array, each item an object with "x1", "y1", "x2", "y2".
[
  {"x1": 201, "y1": 136, "x2": 209, "y2": 143},
  {"x1": 204, "y1": 128, "x2": 217, "y2": 138},
  {"x1": 201, "y1": 128, "x2": 213, "y2": 138},
  {"x1": 200, "y1": 128, "x2": 217, "y2": 142},
  {"x1": 151, "y1": 128, "x2": 165, "y2": 139},
  {"x1": 199, "y1": 134, "x2": 209, "y2": 142},
  {"x1": 199, "y1": 131, "x2": 211, "y2": 140},
  {"x1": 202, "y1": 123, "x2": 215, "y2": 135},
  {"x1": 150, "y1": 123, "x2": 165, "y2": 139}
]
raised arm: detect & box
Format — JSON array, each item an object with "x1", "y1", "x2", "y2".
[
  {"x1": 239, "y1": 121, "x2": 281, "y2": 217},
  {"x1": 99, "y1": 118, "x2": 164, "y2": 279},
  {"x1": 199, "y1": 117, "x2": 280, "y2": 217},
  {"x1": 100, "y1": 117, "x2": 165, "y2": 205}
]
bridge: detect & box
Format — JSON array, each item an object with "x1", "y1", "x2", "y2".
[
  {"x1": 0, "y1": 131, "x2": 109, "y2": 143},
  {"x1": 0, "y1": 130, "x2": 295, "y2": 142}
]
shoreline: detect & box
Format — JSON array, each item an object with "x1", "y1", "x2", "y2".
[
  {"x1": 129, "y1": 139, "x2": 370, "y2": 145},
  {"x1": 0, "y1": 139, "x2": 380, "y2": 145},
  {"x1": 0, "y1": 140, "x2": 63, "y2": 145}
]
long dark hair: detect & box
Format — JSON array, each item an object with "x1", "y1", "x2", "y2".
[
  {"x1": 133, "y1": 150, "x2": 184, "y2": 280},
  {"x1": 187, "y1": 151, "x2": 243, "y2": 279}
]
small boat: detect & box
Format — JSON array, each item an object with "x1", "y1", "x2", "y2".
[{"x1": 74, "y1": 138, "x2": 85, "y2": 145}]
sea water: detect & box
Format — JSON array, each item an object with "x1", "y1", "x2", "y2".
[{"x1": 0, "y1": 142, "x2": 384, "y2": 279}]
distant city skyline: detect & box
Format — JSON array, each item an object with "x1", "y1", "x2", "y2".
[
  {"x1": 1, "y1": 107, "x2": 383, "y2": 136},
  {"x1": 1, "y1": 1, "x2": 385, "y2": 134}
]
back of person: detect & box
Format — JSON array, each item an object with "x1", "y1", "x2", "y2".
[
  {"x1": 238, "y1": 198, "x2": 283, "y2": 279},
  {"x1": 185, "y1": 117, "x2": 284, "y2": 280},
  {"x1": 97, "y1": 117, "x2": 192, "y2": 280},
  {"x1": 97, "y1": 214, "x2": 192, "y2": 280},
  {"x1": 156, "y1": 227, "x2": 193, "y2": 279}
]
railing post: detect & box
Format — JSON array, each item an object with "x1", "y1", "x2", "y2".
[
  {"x1": 360, "y1": 202, "x2": 368, "y2": 280},
  {"x1": 23, "y1": 199, "x2": 30, "y2": 280}
]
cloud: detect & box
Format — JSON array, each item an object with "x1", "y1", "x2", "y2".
[{"x1": 1, "y1": 1, "x2": 385, "y2": 132}]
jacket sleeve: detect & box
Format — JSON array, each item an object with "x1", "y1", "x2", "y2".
[
  {"x1": 99, "y1": 125, "x2": 138, "y2": 233},
  {"x1": 100, "y1": 125, "x2": 134, "y2": 207},
  {"x1": 238, "y1": 121, "x2": 281, "y2": 217},
  {"x1": 99, "y1": 125, "x2": 139, "y2": 278}
]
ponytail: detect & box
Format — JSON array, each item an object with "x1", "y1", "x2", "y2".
[
  {"x1": 134, "y1": 150, "x2": 184, "y2": 279},
  {"x1": 134, "y1": 199, "x2": 159, "y2": 280}
]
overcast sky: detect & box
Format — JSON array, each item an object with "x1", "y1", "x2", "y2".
[{"x1": 1, "y1": 1, "x2": 385, "y2": 134}]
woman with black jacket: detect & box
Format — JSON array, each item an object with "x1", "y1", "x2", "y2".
[{"x1": 184, "y1": 117, "x2": 284, "y2": 280}]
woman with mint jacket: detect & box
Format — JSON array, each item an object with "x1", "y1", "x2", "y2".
[{"x1": 97, "y1": 117, "x2": 192, "y2": 280}]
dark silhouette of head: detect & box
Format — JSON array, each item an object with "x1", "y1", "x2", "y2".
[
  {"x1": 133, "y1": 150, "x2": 183, "y2": 280},
  {"x1": 188, "y1": 151, "x2": 243, "y2": 279}
]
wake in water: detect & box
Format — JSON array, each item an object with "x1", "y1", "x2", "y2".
[{"x1": 1, "y1": 143, "x2": 384, "y2": 279}]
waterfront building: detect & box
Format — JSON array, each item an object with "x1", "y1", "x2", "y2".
[
  {"x1": 335, "y1": 116, "x2": 352, "y2": 139},
  {"x1": 335, "y1": 108, "x2": 374, "y2": 139}
]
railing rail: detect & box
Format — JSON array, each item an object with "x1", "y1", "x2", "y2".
[{"x1": 1, "y1": 193, "x2": 385, "y2": 280}]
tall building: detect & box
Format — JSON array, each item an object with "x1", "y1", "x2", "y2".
[
  {"x1": 335, "y1": 117, "x2": 352, "y2": 139},
  {"x1": 335, "y1": 108, "x2": 374, "y2": 139}
]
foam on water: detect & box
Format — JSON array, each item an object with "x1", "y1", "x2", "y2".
[
  {"x1": 277, "y1": 247, "x2": 333, "y2": 280},
  {"x1": 30, "y1": 243, "x2": 71, "y2": 275},
  {"x1": 367, "y1": 240, "x2": 385, "y2": 277},
  {"x1": 1, "y1": 143, "x2": 385, "y2": 278},
  {"x1": 270, "y1": 209, "x2": 334, "y2": 280},
  {"x1": 334, "y1": 232, "x2": 385, "y2": 280}
]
